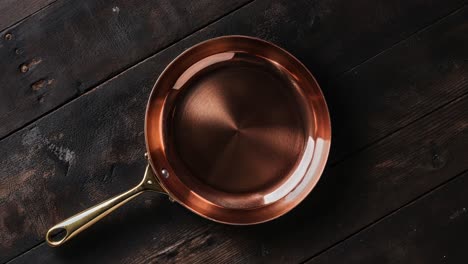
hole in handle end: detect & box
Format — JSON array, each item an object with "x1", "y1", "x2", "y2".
[{"x1": 46, "y1": 227, "x2": 68, "y2": 247}]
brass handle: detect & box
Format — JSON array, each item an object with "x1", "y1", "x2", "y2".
[{"x1": 46, "y1": 165, "x2": 165, "y2": 247}]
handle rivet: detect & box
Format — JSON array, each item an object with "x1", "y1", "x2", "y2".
[
  {"x1": 147, "y1": 180, "x2": 153, "y2": 184},
  {"x1": 161, "y1": 169, "x2": 169, "y2": 178}
]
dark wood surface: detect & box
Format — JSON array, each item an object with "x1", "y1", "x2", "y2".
[
  {"x1": 0, "y1": 0, "x2": 56, "y2": 32},
  {"x1": 1, "y1": 0, "x2": 467, "y2": 263},
  {"x1": 0, "y1": 0, "x2": 252, "y2": 139},
  {"x1": 308, "y1": 170, "x2": 468, "y2": 264}
]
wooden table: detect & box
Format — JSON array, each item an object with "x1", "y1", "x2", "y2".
[{"x1": 1, "y1": 0, "x2": 467, "y2": 263}]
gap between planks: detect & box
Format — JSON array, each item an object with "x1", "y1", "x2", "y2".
[
  {"x1": 330, "y1": 88, "x2": 468, "y2": 168},
  {"x1": 328, "y1": 3, "x2": 468, "y2": 167},
  {"x1": 4, "y1": 240, "x2": 46, "y2": 264},
  {"x1": 300, "y1": 167, "x2": 468, "y2": 264},
  {"x1": 0, "y1": 0, "x2": 59, "y2": 33},
  {"x1": 0, "y1": 0, "x2": 256, "y2": 143},
  {"x1": 0, "y1": 1, "x2": 465, "y2": 144}
]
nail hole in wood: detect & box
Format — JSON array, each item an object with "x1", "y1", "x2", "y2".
[{"x1": 20, "y1": 64, "x2": 29, "y2": 73}]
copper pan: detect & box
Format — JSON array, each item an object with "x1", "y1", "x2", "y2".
[{"x1": 46, "y1": 36, "x2": 331, "y2": 246}]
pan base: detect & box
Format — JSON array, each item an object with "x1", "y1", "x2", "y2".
[{"x1": 170, "y1": 53, "x2": 307, "y2": 198}]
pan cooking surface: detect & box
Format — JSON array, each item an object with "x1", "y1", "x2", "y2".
[{"x1": 170, "y1": 53, "x2": 307, "y2": 196}]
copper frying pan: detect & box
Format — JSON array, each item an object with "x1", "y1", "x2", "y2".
[{"x1": 46, "y1": 35, "x2": 331, "y2": 246}]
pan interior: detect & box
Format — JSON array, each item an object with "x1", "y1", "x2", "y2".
[{"x1": 167, "y1": 52, "x2": 308, "y2": 207}]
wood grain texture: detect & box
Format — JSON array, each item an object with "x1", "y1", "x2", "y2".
[
  {"x1": 7, "y1": 64, "x2": 468, "y2": 263},
  {"x1": 326, "y1": 5, "x2": 468, "y2": 162},
  {"x1": 160, "y1": 6, "x2": 468, "y2": 262},
  {"x1": 159, "y1": 93, "x2": 468, "y2": 264},
  {"x1": 0, "y1": 0, "x2": 251, "y2": 139},
  {"x1": 0, "y1": 46, "x2": 203, "y2": 262},
  {"x1": 0, "y1": 0, "x2": 56, "y2": 31},
  {"x1": 2, "y1": 0, "x2": 468, "y2": 263},
  {"x1": 307, "y1": 170, "x2": 468, "y2": 264},
  {"x1": 0, "y1": 0, "x2": 465, "y2": 142}
]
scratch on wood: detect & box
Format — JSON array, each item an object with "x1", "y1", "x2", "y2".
[
  {"x1": 102, "y1": 164, "x2": 116, "y2": 183},
  {"x1": 449, "y1": 207, "x2": 467, "y2": 220},
  {"x1": 22, "y1": 126, "x2": 75, "y2": 165},
  {"x1": 31, "y1": 78, "x2": 54, "y2": 91},
  {"x1": 375, "y1": 160, "x2": 397, "y2": 168},
  {"x1": 47, "y1": 143, "x2": 75, "y2": 164},
  {"x1": 261, "y1": 244, "x2": 270, "y2": 256},
  {"x1": 137, "y1": 225, "x2": 214, "y2": 263}
]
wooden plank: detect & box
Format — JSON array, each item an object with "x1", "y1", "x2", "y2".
[
  {"x1": 7, "y1": 67, "x2": 468, "y2": 263},
  {"x1": 148, "y1": 6, "x2": 468, "y2": 262},
  {"x1": 0, "y1": 0, "x2": 252, "y2": 139},
  {"x1": 307, "y1": 170, "x2": 468, "y2": 264},
  {"x1": 325, "y1": 5, "x2": 468, "y2": 162},
  {"x1": 0, "y1": 0, "x2": 56, "y2": 32},
  {"x1": 2, "y1": 0, "x2": 468, "y2": 263},
  {"x1": 133, "y1": 97, "x2": 468, "y2": 263},
  {"x1": 0, "y1": 0, "x2": 465, "y2": 141},
  {"x1": 0, "y1": 46, "x2": 209, "y2": 262}
]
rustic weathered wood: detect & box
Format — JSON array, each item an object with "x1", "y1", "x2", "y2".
[
  {"x1": 2, "y1": 0, "x2": 468, "y2": 263},
  {"x1": 6, "y1": 69, "x2": 468, "y2": 263},
  {"x1": 140, "y1": 97, "x2": 468, "y2": 263},
  {"x1": 0, "y1": 0, "x2": 465, "y2": 141},
  {"x1": 0, "y1": 46, "x2": 210, "y2": 262},
  {"x1": 307, "y1": 170, "x2": 468, "y2": 264},
  {"x1": 325, "y1": 5, "x2": 468, "y2": 162},
  {"x1": 0, "y1": 0, "x2": 252, "y2": 139},
  {"x1": 0, "y1": 0, "x2": 56, "y2": 31},
  {"x1": 155, "y1": 6, "x2": 468, "y2": 262}
]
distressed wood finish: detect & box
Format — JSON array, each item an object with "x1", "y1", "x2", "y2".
[
  {"x1": 307, "y1": 170, "x2": 468, "y2": 264},
  {"x1": 0, "y1": 0, "x2": 252, "y2": 139},
  {"x1": 150, "y1": 93, "x2": 468, "y2": 264},
  {"x1": 6, "y1": 61, "x2": 468, "y2": 263},
  {"x1": 143, "y1": 6, "x2": 468, "y2": 262},
  {"x1": 0, "y1": 0, "x2": 465, "y2": 140},
  {"x1": 325, "y1": 6, "x2": 468, "y2": 162},
  {"x1": 1, "y1": 0, "x2": 468, "y2": 263},
  {"x1": 0, "y1": 0, "x2": 56, "y2": 31},
  {"x1": 0, "y1": 42, "x2": 201, "y2": 262}
]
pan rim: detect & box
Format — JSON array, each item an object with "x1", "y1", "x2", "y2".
[{"x1": 144, "y1": 35, "x2": 331, "y2": 225}]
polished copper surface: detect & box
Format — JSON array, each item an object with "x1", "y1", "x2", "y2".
[
  {"x1": 171, "y1": 55, "x2": 305, "y2": 196},
  {"x1": 145, "y1": 35, "x2": 331, "y2": 224}
]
